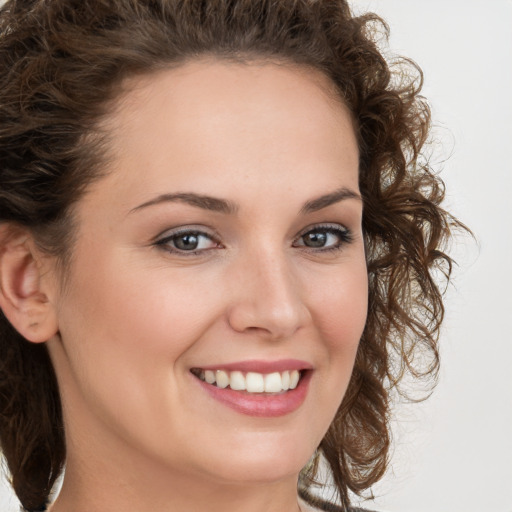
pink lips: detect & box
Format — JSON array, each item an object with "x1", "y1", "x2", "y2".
[{"x1": 192, "y1": 359, "x2": 312, "y2": 418}]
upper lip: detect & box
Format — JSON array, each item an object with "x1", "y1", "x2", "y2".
[{"x1": 193, "y1": 359, "x2": 313, "y2": 373}]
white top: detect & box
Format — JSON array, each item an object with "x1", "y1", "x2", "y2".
[{"x1": 298, "y1": 495, "x2": 333, "y2": 512}]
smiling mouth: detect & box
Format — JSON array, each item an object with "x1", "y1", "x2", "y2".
[{"x1": 190, "y1": 368, "x2": 303, "y2": 394}]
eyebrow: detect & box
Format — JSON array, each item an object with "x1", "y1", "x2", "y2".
[
  {"x1": 299, "y1": 187, "x2": 362, "y2": 214},
  {"x1": 129, "y1": 186, "x2": 361, "y2": 216},
  {"x1": 129, "y1": 193, "x2": 238, "y2": 215}
]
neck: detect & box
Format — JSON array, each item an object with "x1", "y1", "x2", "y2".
[{"x1": 51, "y1": 466, "x2": 302, "y2": 512}]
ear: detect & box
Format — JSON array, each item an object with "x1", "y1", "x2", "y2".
[{"x1": 0, "y1": 224, "x2": 59, "y2": 343}]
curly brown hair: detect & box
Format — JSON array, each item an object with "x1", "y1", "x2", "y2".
[{"x1": 0, "y1": 0, "x2": 459, "y2": 510}]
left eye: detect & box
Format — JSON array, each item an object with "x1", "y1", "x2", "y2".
[
  {"x1": 294, "y1": 226, "x2": 351, "y2": 250},
  {"x1": 156, "y1": 230, "x2": 219, "y2": 253}
]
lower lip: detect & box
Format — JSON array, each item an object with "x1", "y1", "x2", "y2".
[{"x1": 194, "y1": 371, "x2": 312, "y2": 417}]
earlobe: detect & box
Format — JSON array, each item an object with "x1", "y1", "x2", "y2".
[{"x1": 0, "y1": 225, "x2": 59, "y2": 343}]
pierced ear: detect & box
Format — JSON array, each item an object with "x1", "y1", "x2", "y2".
[{"x1": 0, "y1": 224, "x2": 59, "y2": 343}]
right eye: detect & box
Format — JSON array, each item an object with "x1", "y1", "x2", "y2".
[{"x1": 155, "y1": 228, "x2": 221, "y2": 255}]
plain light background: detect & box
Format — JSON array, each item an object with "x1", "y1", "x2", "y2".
[{"x1": 1, "y1": 1, "x2": 511, "y2": 511}]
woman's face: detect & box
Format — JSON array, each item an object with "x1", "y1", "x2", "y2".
[{"x1": 47, "y1": 60, "x2": 367, "y2": 487}]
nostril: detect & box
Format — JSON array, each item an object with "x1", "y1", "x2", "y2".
[{"x1": 226, "y1": 301, "x2": 308, "y2": 340}]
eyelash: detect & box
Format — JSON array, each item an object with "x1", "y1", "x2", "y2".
[
  {"x1": 294, "y1": 224, "x2": 353, "y2": 253},
  {"x1": 154, "y1": 224, "x2": 353, "y2": 256},
  {"x1": 154, "y1": 228, "x2": 221, "y2": 256}
]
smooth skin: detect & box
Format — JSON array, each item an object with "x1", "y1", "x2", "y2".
[{"x1": 0, "y1": 60, "x2": 367, "y2": 512}]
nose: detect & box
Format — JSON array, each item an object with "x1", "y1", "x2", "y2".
[{"x1": 226, "y1": 249, "x2": 310, "y2": 340}]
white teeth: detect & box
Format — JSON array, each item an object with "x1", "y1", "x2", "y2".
[
  {"x1": 264, "y1": 372, "x2": 282, "y2": 393},
  {"x1": 246, "y1": 372, "x2": 265, "y2": 392},
  {"x1": 205, "y1": 370, "x2": 216, "y2": 384},
  {"x1": 281, "y1": 370, "x2": 290, "y2": 390},
  {"x1": 229, "y1": 371, "x2": 245, "y2": 391},
  {"x1": 215, "y1": 370, "x2": 229, "y2": 389},
  {"x1": 289, "y1": 370, "x2": 300, "y2": 389},
  {"x1": 196, "y1": 368, "x2": 304, "y2": 393}
]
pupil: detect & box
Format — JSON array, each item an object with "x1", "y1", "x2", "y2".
[
  {"x1": 304, "y1": 232, "x2": 326, "y2": 247},
  {"x1": 175, "y1": 234, "x2": 199, "y2": 250}
]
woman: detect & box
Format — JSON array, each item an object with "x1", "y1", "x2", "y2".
[{"x1": 0, "y1": 1, "x2": 458, "y2": 511}]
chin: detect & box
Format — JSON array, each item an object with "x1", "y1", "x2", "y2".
[
  {"x1": 190, "y1": 430, "x2": 316, "y2": 486},
  {"x1": 204, "y1": 456, "x2": 306, "y2": 487}
]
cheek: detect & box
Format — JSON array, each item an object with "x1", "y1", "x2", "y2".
[
  {"x1": 54, "y1": 252, "x2": 228, "y2": 446},
  {"x1": 306, "y1": 258, "x2": 368, "y2": 405},
  {"x1": 54, "y1": 250, "x2": 220, "y2": 416},
  {"x1": 293, "y1": 259, "x2": 367, "y2": 445},
  {"x1": 64, "y1": 254, "x2": 219, "y2": 360},
  {"x1": 309, "y1": 260, "x2": 368, "y2": 349}
]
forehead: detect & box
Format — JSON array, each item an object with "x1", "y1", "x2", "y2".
[
  {"x1": 83, "y1": 59, "x2": 359, "y2": 216},
  {"x1": 108, "y1": 59, "x2": 356, "y2": 152},
  {"x1": 114, "y1": 58, "x2": 350, "y2": 122}
]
